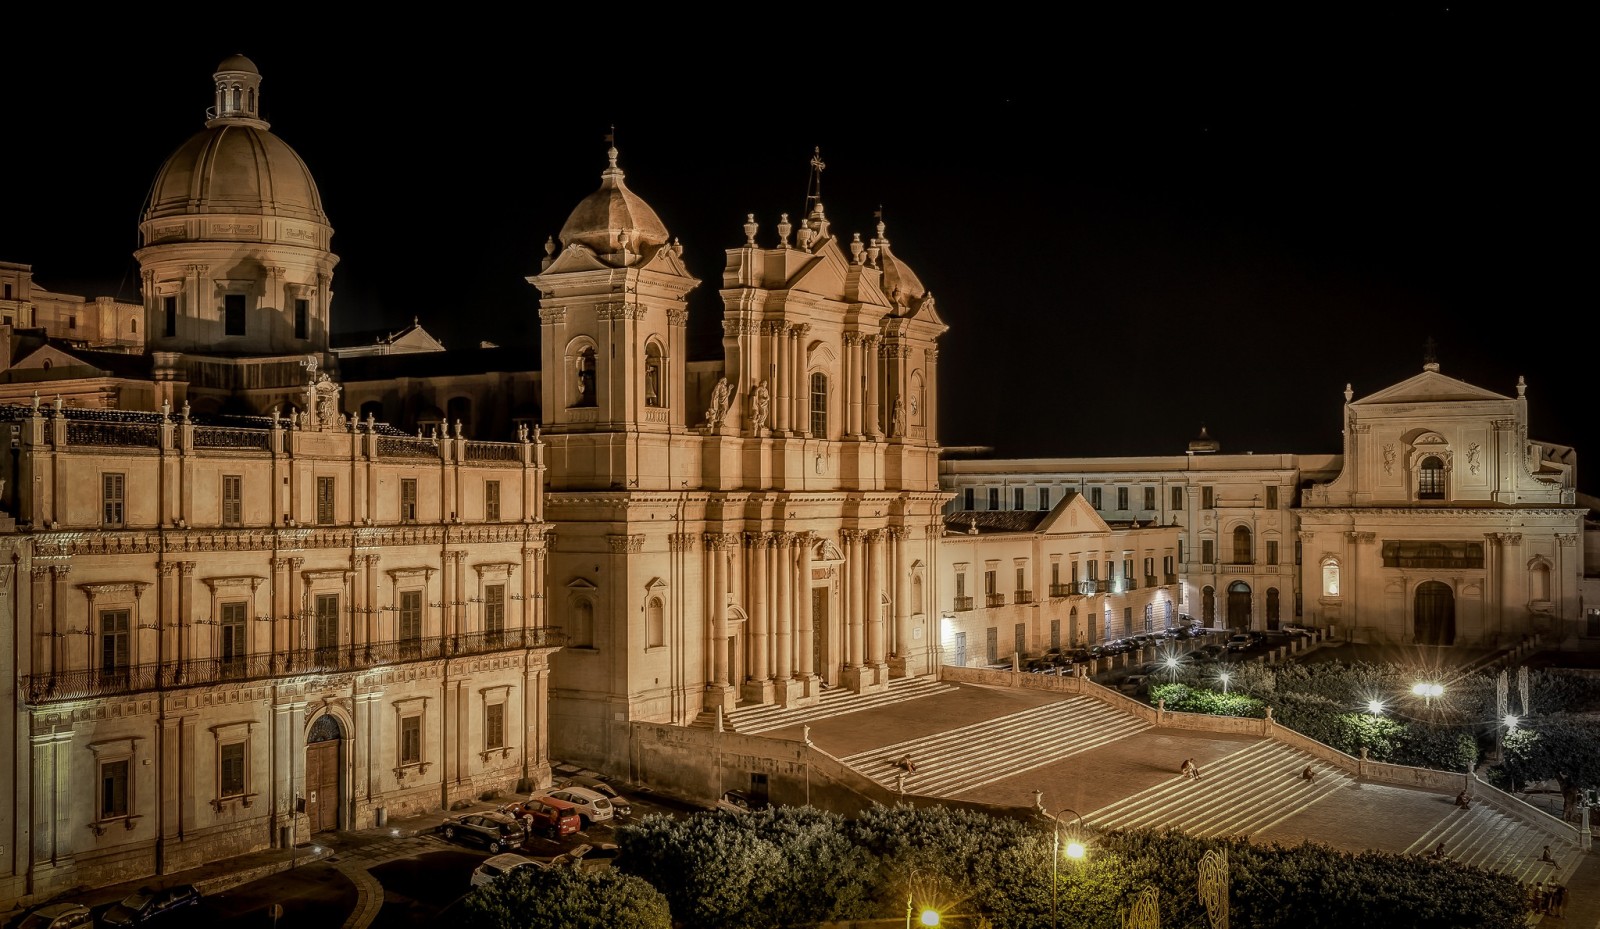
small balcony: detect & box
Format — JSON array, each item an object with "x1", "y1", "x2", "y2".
[
  {"x1": 985, "y1": 593, "x2": 1008, "y2": 608},
  {"x1": 1078, "y1": 580, "x2": 1099, "y2": 596},
  {"x1": 1122, "y1": 576, "x2": 1137, "y2": 591},
  {"x1": 1049, "y1": 583, "x2": 1073, "y2": 599},
  {"x1": 1145, "y1": 575, "x2": 1160, "y2": 589},
  {"x1": 953, "y1": 596, "x2": 974, "y2": 612},
  {"x1": 1014, "y1": 590, "x2": 1034, "y2": 605},
  {"x1": 1163, "y1": 573, "x2": 1178, "y2": 585}
]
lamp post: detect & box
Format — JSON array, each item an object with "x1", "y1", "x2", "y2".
[
  {"x1": 1219, "y1": 671, "x2": 1231, "y2": 695},
  {"x1": 1049, "y1": 806, "x2": 1087, "y2": 929},
  {"x1": 906, "y1": 865, "x2": 940, "y2": 928}
]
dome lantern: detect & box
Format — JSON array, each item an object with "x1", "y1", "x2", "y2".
[{"x1": 208, "y1": 54, "x2": 268, "y2": 129}]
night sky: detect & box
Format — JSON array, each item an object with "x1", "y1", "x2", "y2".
[{"x1": 5, "y1": 14, "x2": 1592, "y2": 494}]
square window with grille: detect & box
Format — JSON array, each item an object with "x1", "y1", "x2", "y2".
[
  {"x1": 219, "y1": 742, "x2": 247, "y2": 798},
  {"x1": 485, "y1": 480, "x2": 501, "y2": 521},
  {"x1": 100, "y1": 759, "x2": 129, "y2": 819},
  {"x1": 317, "y1": 476, "x2": 336, "y2": 524},
  {"x1": 1039, "y1": 487, "x2": 1050, "y2": 511},
  {"x1": 400, "y1": 715, "x2": 422, "y2": 766},
  {"x1": 485, "y1": 703, "x2": 505, "y2": 751},
  {"x1": 222, "y1": 474, "x2": 243, "y2": 526},
  {"x1": 102, "y1": 472, "x2": 125, "y2": 526},
  {"x1": 400, "y1": 478, "x2": 417, "y2": 521}
]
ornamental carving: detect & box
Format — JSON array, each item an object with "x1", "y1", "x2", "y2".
[
  {"x1": 607, "y1": 534, "x2": 645, "y2": 554},
  {"x1": 1344, "y1": 531, "x2": 1376, "y2": 544},
  {"x1": 537, "y1": 307, "x2": 567, "y2": 322},
  {"x1": 596, "y1": 302, "x2": 646, "y2": 320},
  {"x1": 666, "y1": 308, "x2": 689, "y2": 325}
]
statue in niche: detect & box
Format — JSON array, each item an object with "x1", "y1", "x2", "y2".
[
  {"x1": 1468, "y1": 442, "x2": 1481, "y2": 474},
  {"x1": 705, "y1": 377, "x2": 732, "y2": 428},
  {"x1": 890, "y1": 396, "x2": 906, "y2": 436},
  {"x1": 749, "y1": 380, "x2": 771, "y2": 434},
  {"x1": 1382, "y1": 443, "x2": 1396, "y2": 475}
]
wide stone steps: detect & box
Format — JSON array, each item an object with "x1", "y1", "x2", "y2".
[
  {"x1": 1404, "y1": 800, "x2": 1582, "y2": 886},
  {"x1": 1086, "y1": 739, "x2": 1353, "y2": 838},
  {"x1": 725, "y1": 677, "x2": 959, "y2": 735},
  {"x1": 841, "y1": 696, "x2": 1151, "y2": 799}
]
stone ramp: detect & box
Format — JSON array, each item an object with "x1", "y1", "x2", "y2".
[
  {"x1": 724, "y1": 676, "x2": 959, "y2": 735},
  {"x1": 1085, "y1": 739, "x2": 1354, "y2": 838},
  {"x1": 840, "y1": 695, "x2": 1150, "y2": 798}
]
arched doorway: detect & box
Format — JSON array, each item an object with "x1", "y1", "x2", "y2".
[
  {"x1": 1201, "y1": 586, "x2": 1216, "y2": 627},
  {"x1": 1413, "y1": 581, "x2": 1456, "y2": 645},
  {"x1": 1227, "y1": 581, "x2": 1252, "y2": 630},
  {"x1": 305, "y1": 714, "x2": 343, "y2": 833}
]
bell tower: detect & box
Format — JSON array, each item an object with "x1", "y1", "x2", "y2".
[{"x1": 529, "y1": 144, "x2": 699, "y2": 489}]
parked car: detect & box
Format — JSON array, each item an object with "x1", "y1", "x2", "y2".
[
  {"x1": 16, "y1": 904, "x2": 94, "y2": 929},
  {"x1": 1198, "y1": 643, "x2": 1227, "y2": 661},
  {"x1": 442, "y1": 810, "x2": 525, "y2": 853},
  {"x1": 1281, "y1": 623, "x2": 1316, "y2": 637},
  {"x1": 544, "y1": 786, "x2": 615, "y2": 827},
  {"x1": 558, "y1": 775, "x2": 633, "y2": 816},
  {"x1": 100, "y1": 885, "x2": 202, "y2": 927},
  {"x1": 470, "y1": 852, "x2": 543, "y2": 887},
  {"x1": 716, "y1": 789, "x2": 767, "y2": 813},
  {"x1": 1226, "y1": 633, "x2": 1254, "y2": 652},
  {"x1": 505, "y1": 796, "x2": 583, "y2": 838},
  {"x1": 549, "y1": 842, "x2": 622, "y2": 872}
]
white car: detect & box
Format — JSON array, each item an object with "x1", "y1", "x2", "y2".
[
  {"x1": 471, "y1": 852, "x2": 542, "y2": 887},
  {"x1": 559, "y1": 776, "x2": 633, "y2": 816},
  {"x1": 545, "y1": 785, "x2": 615, "y2": 826}
]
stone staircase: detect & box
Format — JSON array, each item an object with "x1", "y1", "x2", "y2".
[
  {"x1": 1086, "y1": 739, "x2": 1354, "y2": 837},
  {"x1": 1403, "y1": 798, "x2": 1583, "y2": 887},
  {"x1": 840, "y1": 695, "x2": 1151, "y2": 798},
  {"x1": 716, "y1": 676, "x2": 960, "y2": 735}
]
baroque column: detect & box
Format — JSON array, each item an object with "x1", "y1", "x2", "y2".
[{"x1": 891, "y1": 526, "x2": 912, "y2": 677}]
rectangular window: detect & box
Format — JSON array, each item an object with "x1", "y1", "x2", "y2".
[
  {"x1": 988, "y1": 488, "x2": 999, "y2": 510},
  {"x1": 101, "y1": 609, "x2": 131, "y2": 677},
  {"x1": 294, "y1": 298, "x2": 309, "y2": 340},
  {"x1": 1295, "y1": 540, "x2": 1302, "y2": 565},
  {"x1": 1050, "y1": 619, "x2": 1060, "y2": 651},
  {"x1": 963, "y1": 488, "x2": 974, "y2": 510},
  {"x1": 1171, "y1": 487, "x2": 1183, "y2": 510},
  {"x1": 1202, "y1": 539, "x2": 1215, "y2": 564},
  {"x1": 984, "y1": 571, "x2": 997, "y2": 595},
  {"x1": 1122, "y1": 559, "x2": 1134, "y2": 580},
  {"x1": 400, "y1": 478, "x2": 417, "y2": 521},
  {"x1": 1051, "y1": 563, "x2": 1060, "y2": 587},
  {"x1": 955, "y1": 573, "x2": 966, "y2": 598},
  {"x1": 100, "y1": 759, "x2": 129, "y2": 819},
  {"x1": 163, "y1": 295, "x2": 177, "y2": 337},
  {"x1": 400, "y1": 715, "x2": 421, "y2": 765},
  {"x1": 485, "y1": 480, "x2": 501, "y2": 521},
  {"x1": 315, "y1": 593, "x2": 340, "y2": 655},
  {"x1": 222, "y1": 474, "x2": 243, "y2": 526},
  {"x1": 1039, "y1": 488, "x2": 1050, "y2": 511},
  {"x1": 219, "y1": 742, "x2": 246, "y2": 798},
  {"x1": 1013, "y1": 488, "x2": 1023, "y2": 510},
  {"x1": 1014, "y1": 623, "x2": 1026, "y2": 658},
  {"x1": 809, "y1": 373, "x2": 827, "y2": 437},
  {"x1": 102, "y1": 472, "x2": 126, "y2": 526},
  {"x1": 986, "y1": 627, "x2": 998, "y2": 664},
  {"x1": 68, "y1": 314, "x2": 77, "y2": 330},
  {"x1": 1179, "y1": 540, "x2": 1185, "y2": 564},
  {"x1": 224, "y1": 293, "x2": 246, "y2": 336},
  {"x1": 485, "y1": 703, "x2": 505, "y2": 751},
  {"x1": 1202, "y1": 486, "x2": 1214, "y2": 509},
  {"x1": 1090, "y1": 487, "x2": 1102, "y2": 509},
  {"x1": 1266, "y1": 485, "x2": 1279, "y2": 510},
  {"x1": 220, "y1": 601, "x2": 247, "y2": 667},
  {"x1": 1144, "y1": 487, "x2": 1156, "y2": 511},
  {"x1": 484, "y1": 583, "x2": 506, "y2": 640},
  {"x1": 1015, "y1": 566, "x2": 1025, "y2": 592},
  {"x1": 1123, "y1": 607, "x2": 1133, "y2": 637},
  {"x1": 400, "y1": 590, "x2": 423, "y2": 644},
  {"x1": 317, "y1": 476, "x2": 336, "y2": 524},
  {"x1": 1117, "y1": 487, "x2": 1128, "y2": 510},
  {"x1": 1267, "y1": 541, "x2": 1279, "y2": 565}
]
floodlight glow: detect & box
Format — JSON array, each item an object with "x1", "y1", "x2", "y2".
[
  {"x1": 1412, "y1": 682, "x2": 1443, "y2": 698},
  {"x1": 1165, "y1": 658, "x2": 1179, "y2": 669},
  {"x1": 1367, "y1": 700, "x2": 1385, "y2": 716},
  {"x1": 1505, "y1": 714, "x2": 1519, "y2": 730},
  {"x1": 1219, "y1": 671, "x2": 1231, "y2": 694},
  {"x1": 919, "y1": 909, "x2": 941, "y2": 926},
  {"x1": 1065, "y1": 840, "x2": 1086, "y2": 860}
]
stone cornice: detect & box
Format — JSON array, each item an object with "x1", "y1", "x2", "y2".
[{"x1": 1298, "y1": 507, "x2": 1582, "y2": 519}]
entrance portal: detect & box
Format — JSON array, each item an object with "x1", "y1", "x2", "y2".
[
  {"x1": 1413, "y1": 581, "x2": 1456, "y2": 645},
  {"x1": 1226, "y1": 581, "x2": 1252, "y2": 630},
  {"x1": 305, "y1": 714, "x2": 342, "y2": 833}
]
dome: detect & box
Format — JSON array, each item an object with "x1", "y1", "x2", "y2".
[
  {"x1": 142, "y1": 56, "x2": 329, "y2": 234},
  {"x1": 871, "y1": 218, "x2": 927, "y2": 311},
  {"x1": 557, "y1": 146, "x2": 669, "y2": 261}
]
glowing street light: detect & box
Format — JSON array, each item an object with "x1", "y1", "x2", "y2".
[
  {"x1": 1411, "y1": 682, "x2": 1444, "y2": 699},
  {"x1": 1048, "y1": 805, "x2": 1088, "y2": 929},
  {"x1": 1367, "y1": 699, "x2": 1386, "y2": 717},
  {"x1": 1219, "y1": 672, "x2": 1231, "y2": 695},
  {"x1": 1505, "y1": 714, "x2": 1519, "y2": 731},
  {"x1": 906, "y1": 866, "x2": 940, "y2": 928}
]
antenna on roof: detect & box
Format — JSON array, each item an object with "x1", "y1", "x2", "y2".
[{"x1": 805, "y1": 147, "x2": 825, "y2": 215}]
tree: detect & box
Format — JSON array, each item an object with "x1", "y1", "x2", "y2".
[
  {"x1": 1499, "y1": 714, "x2": 1600, "y2": 820},
  {"x1": 461, "y1": 865, "x2": 670, "y2": 929}
]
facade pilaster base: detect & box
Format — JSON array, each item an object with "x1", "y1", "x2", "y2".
[
  {"x1": 702, "y1": 682, "x2": 739, "y2": 714},
  {"x1": 887, "y1": 655, "x2": 910, "y2": 678},
  {"x1": 841, "y1": 666, "x2": 890, "y2": 694},
  {"x1": 740, "y1": 678, "x2": 776, "y2": 705},
  {"x1": 775, "y1": 677, "x2": 817, "y2": 708}
]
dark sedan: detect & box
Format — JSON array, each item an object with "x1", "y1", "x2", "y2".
[
  {"x1": 99, "y1": 885, "x2": 202, "y2": 927},
  {"x1": 441, "y1": 811, "x2": 525, "y2": 853}
]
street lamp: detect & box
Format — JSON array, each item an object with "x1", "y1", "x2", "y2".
[
  {"x1": 1049, "y1": 806, "x2": 1087, "y2": 929},
  {"x1": 906, "y1": 866, "x2": 940, "y2": 928},
  {"x1": 1218, "y1": 671, "x2": 1231, "y2": 695},
  {"x1": 1367, "y1": 699, "x2": 1385, "y2": 717}
]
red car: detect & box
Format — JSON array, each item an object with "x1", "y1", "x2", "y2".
[{"x1": 503, "y1": 796, "x2": 582, "y2": 838}]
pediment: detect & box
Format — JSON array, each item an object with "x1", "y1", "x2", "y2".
[
  {"x1": 565, "y1": 577, "x2": 599, "y2": 591},
  {"x1": 812, "y1": 538, "x2": 844, "y2": 562},
  {"x1": 1354, "y1": 369, "x2": 1510, "y2": 405},
  {"x1": 11, "y1": 344, "x2": 96, "y2": 372},
  {"x1": 1037, "y1": 491, "x2": 1111, "y2": 535}
]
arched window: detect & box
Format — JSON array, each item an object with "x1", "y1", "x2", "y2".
[
  {"x1": 644, "y1": 343, "x2": 663, "y2": 408},
  {"x1": 231, "y1": 86, "x2": 241, "y2": 110},
  {"x1": 576, "y1": 348, "x2": 597, "y2": 407},
  {"x1": 571, "y1": 599, "x2": 594, "y2": 647},
  {"x1": 809, "y1": 372, "x2": 828, "y2": 437},
  {"x1": 447, "y1": 396, "x2": 472, "y2": 437},
  {"x1": 247, "y1": 88, "x2": 255, "y2": 112},
  {"x1": 1232, "y1": 526, "x2": 1253, "y2": 564},
  {"x1": 130, "y1": 317, "x2": 138, "y2": 333},
  {"x1": 1418, "y1": 456, "x2": 1446, "y2": 500},
  {"x1": 911, "y1": 574, "x2": 923, "y2": 616},
  {"x1": 646, "y1": 597, "x2": 664, "y2": 647}
]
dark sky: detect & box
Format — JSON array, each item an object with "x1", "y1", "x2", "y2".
[{"x1": 4, "y1": 13, "x2": 1592, "y2": 494}]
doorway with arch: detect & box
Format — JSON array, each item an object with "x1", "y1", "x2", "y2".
[
  {"x1": 1227, "y1": 581, "x2": 1252, "y2": 630},
  {"x1": 1413, "y1": 581, "x2": 1456, "y2": 645},
  {"x1": 304, "y1": 713, "x2": 343, "y2": 833}
]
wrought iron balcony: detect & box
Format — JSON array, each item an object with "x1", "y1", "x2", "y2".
[
  {"x1": 1164, "y1": 573, "x2": 1178, "y2": 585},
  {"x1": 953, "y1": 596, "x2": 974, "y2": 612},
  {"x1": 22, "y1": 626, "x2": 565, "y2": 705},
  {"x1": 1145, "y1": 575, "x2": 1160, "y2": 589},
  {"x1": 1048, "y1": 583, "x2": 1073, "y2": 599},
  {"x1": 1014, "y1": 590, "x2": 1034, "y2": 605},
  {"x1": 985, "y1": 593, "x2": 1007, "y2": 608}
]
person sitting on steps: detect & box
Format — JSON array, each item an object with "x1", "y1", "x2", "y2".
[
  {"x1": 1302, "y1": 764, "x2": 1315, "y2": 783},
  {"x1": 897, "y1": 753, "x2": 917, "y2": 774},
  {"x1": 1455, "y1": 790, "x2": 1471, "y2": 810}
]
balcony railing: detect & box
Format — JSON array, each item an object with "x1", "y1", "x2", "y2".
[
  {"x1": 22, "y1": 626, "x2": 565, "y2": 705},
  {"x1": 1163, "y1": 573, "x2": 1178, "y2": 585},
  {"x1": 1145, "y1": 575, "x2": 1160, "y2": 589},
  {"x1": 1014, "y1": 590, "x2": 1033, "y2": 605},
  {"x1": 1049, "y1": 583, "x2": 1072, "y2": 599},
  {"x1": 1122, "y1": 576, "x2": 1137, "y2": 591},
  {"x1": 953, "y1": 596, "x2": 974, "y2": 612},
  {"x1": 985, "y1": 593, "x2": 1007, "y2": 608},
  {"x1": 1078, "y1": 580, "x2": 1099, "y2": 596}
]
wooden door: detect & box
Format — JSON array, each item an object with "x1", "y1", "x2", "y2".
[{"x1": 305, "y1": 740, "x2": 340, "y2": 832}]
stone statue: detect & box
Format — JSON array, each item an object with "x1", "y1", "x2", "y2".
[
  {"x1": 890, "y1": 396, "x2": 906, "y2": 436},
  {"x1": 705, "y1": 377, "x2": 732, "y2": 428},
  {"x1": 517, "y1": 423, "x2": 529, "y2": 443},
  {"x1": 1382, "y1": 443, "x2": 1396, "y2": 475},
  {"x1": 181, "y1": 400, "x2": 191, "y2": 422},
  {"x1": 749, "y1": 380, "x2": 771, "y2": 434}
]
